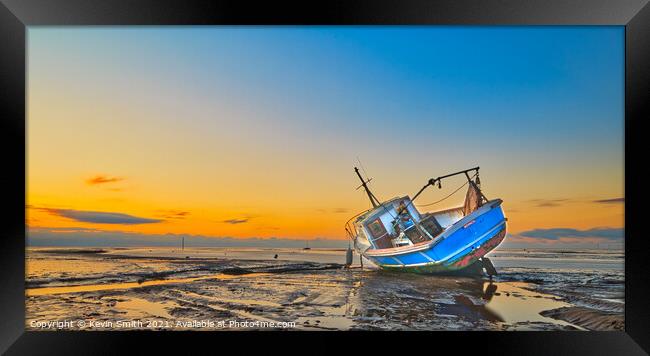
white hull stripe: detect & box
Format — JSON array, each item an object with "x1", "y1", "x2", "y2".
[{"x1": 419, "y1": 251, "x2": 436, "y2": 262}]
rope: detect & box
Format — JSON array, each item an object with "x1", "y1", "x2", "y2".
[{"x1": 416, "y1": 172, "x2": 478, "y2": 207}]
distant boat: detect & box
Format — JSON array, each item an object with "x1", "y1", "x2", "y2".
[
  {"x1": 303, "y1": 241, "x2": 311, "y2": 250},
  {"x1": 345, "y1": 166, "x2": 506, "y2": 276}
]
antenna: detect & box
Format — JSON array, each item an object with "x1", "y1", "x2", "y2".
[
  {"x1": 354, "y1": 167, "x2": 379, "y2": 208},
  {"x1": 357, "y1": 156, "x2": 369, "y2": 179}
]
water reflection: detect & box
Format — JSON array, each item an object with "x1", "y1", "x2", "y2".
[{"x1": 352, "y1": 271, "x2": 577, "y2": 330}]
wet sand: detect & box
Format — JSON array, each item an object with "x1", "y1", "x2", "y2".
[
  {"x1": 25, "y1": 247, "x2": 623, "y2": 331},
  {"x1": 540, "y1": 307, "x2": 624, "y2": 331}
]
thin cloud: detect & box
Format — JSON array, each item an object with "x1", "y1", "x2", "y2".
[
  {"x1": 40, "y1": 208, "x2": 162, "y2": 225},
  {"x1": 316, "y1": 208, "x2": 350, "y2": 214},
  {"x1": 223, "y1": 218, "x2": 249, "y2": 225},
  {"x1": 527, "y1": 198, "x2": 570, "y2": 208},
  {"x1": 221, "y1": 214, "x2": 259, "y2": 225},
  {"x1": 155, "y1": 210, "x2": 190, "y2": 219},
  {"x1": 30, "y1": 226, "x2": 105, "y2": 233},
  {"x1": 593, "y1": 197, "x2": 625, "y2": 204},
  {"x1": 86, "y1": 175, "x2": 124, "y2": 185}
]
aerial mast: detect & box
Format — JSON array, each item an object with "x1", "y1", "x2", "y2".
[{"x1": 354, "y1": 167, "x2": 380, "y2": 208}]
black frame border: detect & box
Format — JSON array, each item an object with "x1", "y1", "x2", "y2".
[{"x1": 1, "y1": 0, "x2": 649, "y2": 354}]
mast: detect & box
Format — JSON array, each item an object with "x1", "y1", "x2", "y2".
[{"x1": 354, "y1": 167, "x2": 379, "y2": 208}]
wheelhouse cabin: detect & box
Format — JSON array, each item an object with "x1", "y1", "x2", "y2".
[{"x1": 352, "y1": 179, "x2": 483, "y2": 253}]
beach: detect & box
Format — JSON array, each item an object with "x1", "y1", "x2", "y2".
[{"x1": 25, "y1": 247, "x2": 624, "y2": 331}]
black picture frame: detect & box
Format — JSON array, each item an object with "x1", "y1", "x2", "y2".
[{"x1": 1, "y1": 0, "x2": 648, "y2": 354}]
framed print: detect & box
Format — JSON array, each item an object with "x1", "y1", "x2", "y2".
[{"x1": 1, "y1": 0, "x2": 649, "y2": 354}]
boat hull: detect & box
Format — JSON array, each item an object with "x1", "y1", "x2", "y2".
[
  {"x1": 361, "y1": 200, "x2": 507, "y2": 275},
  {"x1": 379, "y1": 229, "x2": 505, "y2": 274}
]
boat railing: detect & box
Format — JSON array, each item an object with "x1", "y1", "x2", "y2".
[{"x1": 344, "y1": 207, "x2": 372, "y2": 240}]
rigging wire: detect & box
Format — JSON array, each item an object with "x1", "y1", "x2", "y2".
[{"x1": 416, "y1": 172, "x2": 478, "y2": 208}]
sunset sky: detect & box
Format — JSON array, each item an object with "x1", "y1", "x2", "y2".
[{"x1": 27, "y1": 26, "x2": 624, "y2": 248}]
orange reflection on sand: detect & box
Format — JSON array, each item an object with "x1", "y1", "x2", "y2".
[{"x1": 482, "y1": 281, "x2": 576, "y2": 327}]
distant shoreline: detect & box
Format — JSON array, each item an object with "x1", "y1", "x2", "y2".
[{"x1": 26, "y1": 245, "x2": 624, "y2": 253}]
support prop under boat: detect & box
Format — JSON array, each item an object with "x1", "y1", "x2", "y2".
[{"x1": 481, "y1": 257, "x2": 498, "y2": 278}]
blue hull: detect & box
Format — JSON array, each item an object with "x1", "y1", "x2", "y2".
[{"x1": 363, "y1": 200, "x2": 507, "y2": 273}]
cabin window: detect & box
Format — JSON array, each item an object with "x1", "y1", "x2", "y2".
[
  {"x1": 368, "y1": 219, "x2": 387, "y2": 237},
  {"x1": 366, "y1": 218, "x2": 393, "y2": 249},
  {"x1": 419, "y1": 215, "x2": 444, "y2": 239},
  {"x1": 396, "y1": 201, "x2": 415, "y2": 230}
]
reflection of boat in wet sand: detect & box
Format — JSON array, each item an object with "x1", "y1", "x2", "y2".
[{"x1": 345, "y1": 166, "x2": 506, "y2": 275}]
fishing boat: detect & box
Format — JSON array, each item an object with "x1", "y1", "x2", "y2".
[{"x1": 345, "y1": 166, "x2": 506, "y2": 276}]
